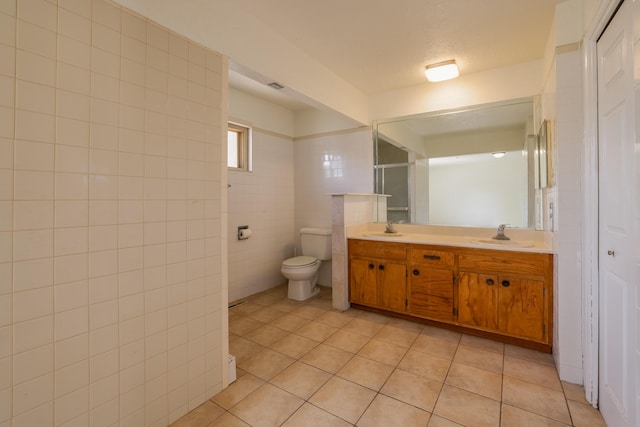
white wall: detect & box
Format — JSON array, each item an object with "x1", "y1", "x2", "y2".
[
  {"x1": 294, "y1": 129, "x2": 374, "y2": 285},
  {"x1": 227, "y1": 130, "x2": 295, "y2": 302},
  {"x1": 0, "y1": 1, "x2": 228, "y2": 425},
  {"x1": 227, "y1": 89, "x2": 296, "y2": 302}
]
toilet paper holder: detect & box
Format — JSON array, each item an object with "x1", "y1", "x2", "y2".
[{"x1": 237, "y1": 225, "x2": 251, "y2": 240}]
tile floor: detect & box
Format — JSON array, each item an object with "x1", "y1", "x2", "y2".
[{"x1": 171, "y1": 285, "x2": 607, "y2": 427}]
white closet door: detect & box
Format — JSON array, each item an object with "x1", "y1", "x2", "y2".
[{"x1": 597, "y1": 1, "x2": 638, "y2": 426}]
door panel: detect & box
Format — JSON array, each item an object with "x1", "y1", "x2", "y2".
[
  {"x1": 497, "y1": 278, "x2": 545, "y2": 342},
  {"x1": 597, "y1": 1, "x2": 637, "y2": 425},
  {"x1": 378, "y1": 262, "x2": 407, "y2": 312},
  {"x1": 458, "y1": 272, "x2": 498, "y2": 330}
]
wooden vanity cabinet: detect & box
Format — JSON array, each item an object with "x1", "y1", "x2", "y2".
[
  {"x1": 458, "y1": 250, "x2": 552, "y2": 344},
  {"x1": 348, "y1": 239, "x2": 407, "y2": 313},
  {"x1": 408, "y1": 247, "x2": 455, "y2": 322},
  {"x1": 348, "y1": 238, "x2": 554, "y2": 350}
]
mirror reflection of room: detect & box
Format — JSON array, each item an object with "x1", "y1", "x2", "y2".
[{"x1": 375, "y1": 98, "x2": 538, "y2": 229}]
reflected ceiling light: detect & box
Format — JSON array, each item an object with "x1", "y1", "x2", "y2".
[
  {"x1": 492, "y1": 151, "x2": 506, "y2": 158},
  {"x1": 424, "y1": 60, "x2": 459, "y2": 82}
]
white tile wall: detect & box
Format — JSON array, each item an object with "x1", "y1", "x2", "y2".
[
  {"x1": 294, "y1": 129, "x2": 373, "y2": 232},
  {"x1": 227, "y1": 130, "x2": 295, "y2": 302},
  {"x1": 1, "y1": 0, "x2": 227, "y2": 425}
]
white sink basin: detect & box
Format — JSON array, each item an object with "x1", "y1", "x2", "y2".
[
  {"x1": 364, "y1": 233, "x2": 405, "y2": 238},
  {"x1": 471, "y1": 239, "x2": 534, "y2": 248}
]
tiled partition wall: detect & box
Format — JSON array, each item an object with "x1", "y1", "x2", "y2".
[{"x1": 0, "y1": 0, "x2": 228, "y2": 426}]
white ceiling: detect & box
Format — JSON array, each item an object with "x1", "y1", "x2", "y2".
[{"x1": 229, "y1": 0, "x2": 562, "y2": 110}]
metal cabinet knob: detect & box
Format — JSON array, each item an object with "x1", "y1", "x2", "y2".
[
  {"x1": 501, "y1": 280, "x2": 510, "y2": 287},
  {"x1": 378, "y1": 265, "x2": 385, "y2": 271},
  {"x1": 368, "y1": 263, "x2": 374, "y2": 270},
  {"x1": 413, "y1": 269, "x2": 420, "y2": 276},
  {"x1": 486, "y1": 278, "x2": 494, "y2": 285}
]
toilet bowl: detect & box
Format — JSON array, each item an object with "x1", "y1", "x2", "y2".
[
  {"x1": 281, "y1": 228, "x2": 332, "y2": 301},
  {"x1": 280, "y1": 256, "x2": 321, "y2": 301}
]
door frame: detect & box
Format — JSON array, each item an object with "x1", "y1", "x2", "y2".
[{"x1": 581, "y1": 0, "x2": 625, "y2": 407}]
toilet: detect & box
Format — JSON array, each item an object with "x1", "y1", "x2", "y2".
[{"x1": 281, "y1": 227, "x2": 332, "y2": 301}]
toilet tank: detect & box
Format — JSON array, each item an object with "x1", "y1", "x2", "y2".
[{"x1": 300, "y1": 227, "x2": 332, "y2": 260}]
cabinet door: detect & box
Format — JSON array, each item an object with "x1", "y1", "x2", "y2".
[
  {"x1": 458, "y1": 271, "x2": 499, "y2": 330},
  {"x1": 378, "y1": 262, "x2": 407, "y2": 312},
  {"x1": 409, "y1": 267, "x2": 454, "y2": 321},
  {"x1": 350, "y1": 258, "x2": 378, "y2": 306},
  {"x1": 497, "y1": 277, "x2": 545, "y2": 342}
]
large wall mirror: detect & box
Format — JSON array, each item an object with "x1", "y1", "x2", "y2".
[{"x1": 374, "y1": 97, "x2": 543, "y2": 229}]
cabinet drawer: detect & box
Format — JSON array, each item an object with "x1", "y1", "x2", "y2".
[
  {"x1": 458, "y1": 251, "x2": 545, "y2": 277},
  {"x1": 349, "y1": 239, "x2": 407, "y2": 260},
  {"x1": 409, "y1": 248, "x2": 454, "y2": 267}
]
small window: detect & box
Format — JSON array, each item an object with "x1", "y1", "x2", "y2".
[{"x1": 227, "y1": 122, "x2": 251, "y2": 171}]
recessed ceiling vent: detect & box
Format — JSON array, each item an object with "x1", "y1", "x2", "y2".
[{"x1": 267, "y1": 82, "x2": 285, "y2": 90}]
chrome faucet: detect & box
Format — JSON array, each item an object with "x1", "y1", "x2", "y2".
[
  {"x1": 384, "y1": 222, "x2": 397, "y2": 234},
  {"x1": 492, "y1": 224, "x2": 510, "y2": 240}
]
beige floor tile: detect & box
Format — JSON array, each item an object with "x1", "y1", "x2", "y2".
[
  {"x1": 229, "y1": 317, "x2": 264, "y2": 336},
  {"x1": 358, "y1": 338, "x2": 408, "y2": 367},
  {"x1": 170, "y1": 401, "x2": 225, "y2": 427},
  {"x1": 306, "y1": 297, "x2": 333, "y2": 311},
  {"x1": 282, "y1": 402, "x2": 352, "y2": 427},
  {"x1": 503, "y1": 355, "x2": 562, "y2": 391},
  {"x1": 324, "y1": 329, "x2": 371, "y2": 353},
  {"x1": 562, "y1": 381, "x2": 589, "y2": 405},
  {"x1": 309, "y1": 376, "x2": 377, "y2": 425},
  {"x1": 386, "y1": 317, "x2": 425, "y2": 333},
  {"x1": 460, "y1": 334, "x2": 505, "y2": 354},
  {"x1": 337, "y1": 355, "x2": 394, "y2": 391},
  {"x1": 244, "y1": 324, "x2": 290, "y2": 347},
  {"x1": 357, "y1": 394, "x2": 431, "y2": 427},
  {"x1": 434, "y1": 385, "x2": 501, "y2": 427},
  {"x1": 427, "y1": 415, "x2": 464, "y2": 426},
  {"x1": 501, "y1": 403, "x2": 571, "y2": 427},
  {"x1": 398, "y1": 348, "x2": 452, "y2": 382},
  {"x1": 269, "y1": 333, "x2": 318, "y2": 359},
  {"x1": 249, "y1": 290, "x2": 288, "y2": 307},
  {"x1": 269, "y1": 313, "x2": 310, "y2": 332},
  {"x1": 245, "y1": 307, "x2": 285, "y2": 323},
  {"x1": 454, "y1": 344, "x2": 504, "y2": 374},
  {"x1": 357, "y1": 311, "x2": 391, "y2": 324},
  {"x1": 411, "y1": 333, "x2": 459, "y2": 360},
  {"x1": 380, "y1": 368, "x2": 442, "y2": 412},
  {"x1": 270, "y1": 299, "x2": 306, "y2": 313},
  {"x1": 502, "y1": 376, "x2": 571, "y2": 425},
  {"x1": 300, "y1": 343, "x2": 353, "y2": 374},
  {"x1": 205, "y1": 411, "x2": 250, "y2": 426},
  {"x1": 342, "y1": 317, "x2": 385, "y2": 337},
  {"x1": 567, "y1": 400, "x2": 607, "y2": 427},
  {"x1": 445, "y1": 362, "x2": 502, "y2": 401},
  {"x1": 269, "y1": 361, "x2": 332, "y2": 400},
  {"x1": 229, "y1": 302, "x2": 263, "y2": 315},
  {"x1": 421, "y1": 325, "x2": 462, "y2": 343},
  {"x1": 315, "y1": 310, "x2": 354, "y2": 328},
  {"x1": 373, "y1": 324, "x2": 419, "y2": 348},
  {"x1": 291, "y1": 304, "x2": 326, "y2": 320},
  {"x1": 504, "y1": 343, "x2": 555, "y2": 367},
  {"x1": 210, "y1": 373, "x2": 264, "y2": 410},
  {"x1": 240, "y1": 348, "x2": 295, "y2": 381},
  {"x1": 295, "y1": 321, "x2": 338, "y2": 342},
  {"x1": 230, "y1": 383, "x2": 303, "y2": 427},
  {"x1": 230, "y1": 336, "x2": 266, "y2": 365}
]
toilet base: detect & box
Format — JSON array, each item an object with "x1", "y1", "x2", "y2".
[{"x1": 287, "y1": 279, "x2": 320, "y2": 301}]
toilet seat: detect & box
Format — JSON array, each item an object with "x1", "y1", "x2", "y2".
[{"x1": 282, "y1": 256, "x2": 318, "y2": 268}]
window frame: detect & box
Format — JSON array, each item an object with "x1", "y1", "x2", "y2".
[{"x1": 227, "y1": 121, "x2": 252, "y2": 172}]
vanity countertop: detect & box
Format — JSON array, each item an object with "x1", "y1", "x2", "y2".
[{"x1": 348, "y1": 227, "x2": 553, "y2": 254}]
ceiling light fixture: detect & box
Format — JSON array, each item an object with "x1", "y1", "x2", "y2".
[
  {"x1": 424, "y1": 60, "x2": 459, "y2": 82},
  {"x1": 492, "y1": 151, "x2": 506, "y2": 158}
]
